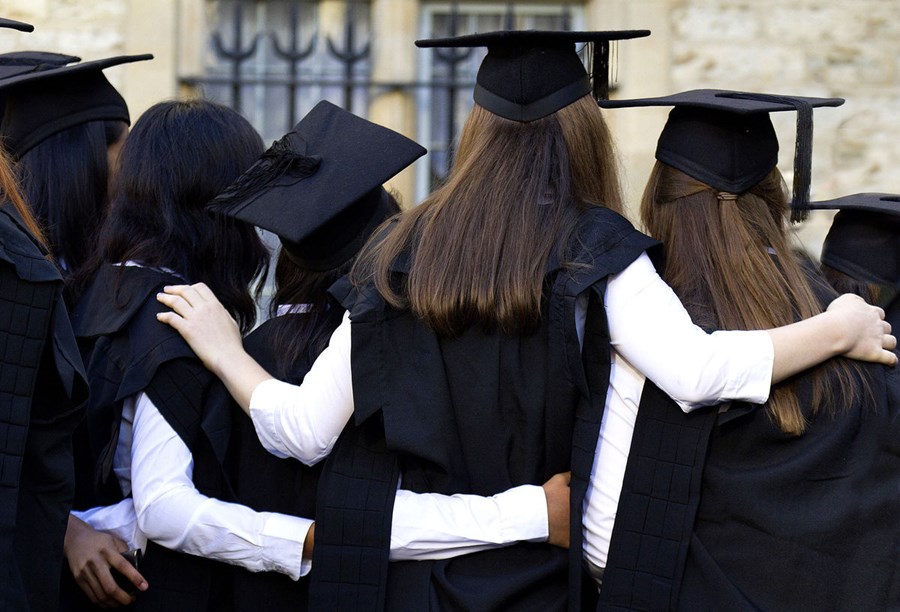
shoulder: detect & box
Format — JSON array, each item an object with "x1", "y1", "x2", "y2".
[
  {"x1": 0, "y1": 205, "x2": 61, "y2": 284},
  {"x1": 72, "y1": 264, "x2": 186, "y2": 339}
]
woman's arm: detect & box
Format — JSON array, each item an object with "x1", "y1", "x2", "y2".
[
  {"x1": 131, "y1": 389, "x2": 566, "y2": 571},
  {"x1": 129, "y1": 392, "x2": 313, "y2": 579},
  {"x1": 605, "y1": 253, "x2": 896, "y2": 411}
]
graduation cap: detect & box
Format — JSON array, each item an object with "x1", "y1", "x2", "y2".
[
  {"x1": 416, "y1": 29, "x2": 650, "y2": 122},
  {"x1": 0, "y1": 54, "x2": 152, "y2": 159},
  {"x1": 600, "y1": 89, "x2": 844, "y2": 222},
  {"x1": 208, "y1": 100, "x2": 426, "y2": 271},
  {"x1": 808, "y1": 193, "x2": 900, "y2": 288},
  {"x1": 0, "y1": 17, "x2": 33, "y2": 32},
  {"x1": 0, "y1": 51, "x2": 81, "y2": 81}
]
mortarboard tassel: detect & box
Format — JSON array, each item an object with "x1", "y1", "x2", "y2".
[
  {"x1": 723, "y1": 92, "x2": 814, "y2": 223},
  {"x1": 590, "y1": 40, "x2": 611, "y2": 101},
  {"x1": 211, "y1": 136, "x2": 321, "y2": 210}
]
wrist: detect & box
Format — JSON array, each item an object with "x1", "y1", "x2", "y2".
[
  {"x1": 818, "y1": 310, "x2": 851, "y2": 356},
  {"x1": 302, "y1": 523, "x2": 315, "y2": 561}
]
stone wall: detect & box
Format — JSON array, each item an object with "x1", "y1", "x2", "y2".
[
  {"x1": 1, "y1": 0, "x2": 898, "y2": 253},
  {"x1": 609, "y1": 0, "x2": 900, "y2": 255}
]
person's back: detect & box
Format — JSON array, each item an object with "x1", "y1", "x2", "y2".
[
  {"x1": 0, "y1": 142, "x2": 88, "y2": 612},
  {"x1": 311, "y1": 29, "x2": 655, "y2": 609},
  {"x1": 66, "y1": 99, "x2": 270, "y2": 611},
  {"x1": 598, "y1": 90, "x2": 900, "y2": 610}
]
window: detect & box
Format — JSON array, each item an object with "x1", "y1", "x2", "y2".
[
  {"x1": 195, "y1": 0, "x2": 372, "y2": 142},
  {"x1": 415, "y1": 3, "x2": 585, "y2": 200}
]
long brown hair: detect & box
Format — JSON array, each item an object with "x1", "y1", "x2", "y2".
[
  {"x1": 641, "y1": 162, "x2": 865, "y2": 435},
  {"x1": 0, "y1": 145, "x2": 46, "y2": 247},
  {"x1": 352, "y1": 95, "x2": 623, "y2": 336}
]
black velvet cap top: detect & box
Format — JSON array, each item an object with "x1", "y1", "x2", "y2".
[
  {"x1": 416, "y1": 30, "x2": 650, "y2": 122},
  {"x1": 600, "y1": 89, "x2": 844, "y2": 221},
  {"x1": 0, "y1": 51, "x2": 80, "y2": 81},
  {"x1": 0, "y1": 54, "x2": 152, "y2": 159},
  {"x1": 809, "y1": 193, "x2": 900, "y2": 288},
  {"x1": 208, "y1": 100, "x2": 426, "y2": 270},
  {"x1": 0, "y1": 17, "x2": 33, "y2": 32}
]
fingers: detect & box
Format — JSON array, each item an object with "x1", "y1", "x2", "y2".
[
  {"x1": 95, "y1": 566, "x2": 137, "y2": 607},
  {"x1": 75, "y1": 570, "x2": 106, "y2": 606},
  {"x1": 885, "y1": 333, "x2": 897, "y2": 352},
  {"x1": 156, "y1": 292, "x2": 194, "y2": 318},
  {"x1": 192, "y1": 282, "x2": 217, "y2": 301},
  {"x1": 106, "y1": 552, "x2": 148, "y2": 595},
  {"x1": 161, "y1": 283, "x2": 207, "y2": 307},
  {"x1": 155, "y1": 311, "x2": 184, "y2": 333}
]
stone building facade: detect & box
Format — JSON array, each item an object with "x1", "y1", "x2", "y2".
[{"x1": 2, "y1": 0, "x2": 898, "y2": 254}]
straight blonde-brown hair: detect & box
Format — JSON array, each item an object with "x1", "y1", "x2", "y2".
[
  {"x1": 353, "y1": 95, "x2": 623, "y2": 336},
  {"x1": 0, "y1": 146, "x2": 46, "y2": 247},
  {"x1": 641, "y1": 162, "x2": 865, "y2": 435}
]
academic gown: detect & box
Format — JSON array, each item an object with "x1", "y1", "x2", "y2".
[
  {"x1": 309, "y1": 206, "x2": 658, "y2": 612},
  {"x1": 226, "y1": 315, "x2": 327, "y2": 612},
  {"x1": 598, "y1": 294, "x2": 900, "y2": 611},
  {"x1": 70, "y1": 264, "x2": 235, "y2": 612},
  {"x1": 0, "y1": 204, "x2": 87, "y2": 612}
]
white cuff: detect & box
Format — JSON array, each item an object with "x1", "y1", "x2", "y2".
[
  {"x1": 710, "y1": 329, "x2": 774, "y2": 406},
  {"x1": 495, "y1": 484, "x2": 549, "y2": 544},
  {"x1": 258, "y1": 512, "x2": 314, "y2": 580}
]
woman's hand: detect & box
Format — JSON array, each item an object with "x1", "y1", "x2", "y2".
[
  {"x1": 155, "y1": 283, "x2": 243, "y2": 376},
  {"x1": 64, "y1": 515, "x2": 148, "y2": 608},
  {"x1": 157, "y1": 283, "x2": 273, "y2": 413},
  {"x1": 826, "y1": 294, "x2": 897, "y2": 365},
  {"x1": 542, "y1": 471, "x2": 571, "y2": 549}
]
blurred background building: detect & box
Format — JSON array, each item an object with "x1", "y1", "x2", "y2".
[{"x1": 2, "y1": 0, "x2": 898, "y2": 255}]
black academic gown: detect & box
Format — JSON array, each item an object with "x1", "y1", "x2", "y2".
[
  {"x1": 70, "y1": 264, "x2": 234, "y2": 612},
  {"x1": 599, "y1": 305, "x2": 900, "y2": 611},
  {"x1": 309, "y1": 207, "x2": 658, "y2": 612},
  {"x1": 225, "y1": 316, "x2": 327, "y2": 612},
  {"x1": 885, "y1": 293, "x2": 899, "y2": 339},
  {"x1": 0, "y1": 204, "x2": 87, "y2": 612}
]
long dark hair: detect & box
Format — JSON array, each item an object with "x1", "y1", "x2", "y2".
[
  {"x1": 353, "y1": 95, "x2": 624, "y2": 336},
  {"x1": 641, "y1": 163, "x2": 865, "y2": 435},
  {"x1": 76, "y1": 99, "x2": 268, "y2": 332},
  {"x1": 16, "y1": 119, "x2": 126, "y2": 279},
  {"x1": 267, "y1": 192, "x2": 401, "y2": 378}
]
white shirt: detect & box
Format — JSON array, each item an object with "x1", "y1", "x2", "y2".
[
  {"x1": 75, "y1": 368, "x2": 548, "y2": 581},
  {"x1": 250, "y1": 252, "x2": 774, "y2": 570}
]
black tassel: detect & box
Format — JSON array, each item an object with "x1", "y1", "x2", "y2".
[
  {"x1": 723, "y1": 92, "x2": 814, "y2": 223},
  {"x1": 590, "y1": 40, "x2": 611, "y2": 102},
  {"x1": 209, "y1": 134, "x2": 321, "y2": 211}
]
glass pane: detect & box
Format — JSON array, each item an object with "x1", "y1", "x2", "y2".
[{"x1": 201, "y1": 0, "x2": 371, "y2": 142}]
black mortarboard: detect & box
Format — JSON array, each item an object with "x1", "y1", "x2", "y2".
[
  {"x1": 208, "y1": 100, "x2": 426, "y2": 270},
  {"x1": 0, "y1": 54, "x2": 152, "y2": 159},
  {"x1": 0, "y1": 51, "x2": 80, "y2": 81},
  {"x1": 600, "y1": 89, "x2": 844, "y2": 221},
  {"x1": 0, "y1": 17, "x2": 33, "y2": 32},
  {"x1": 808, "y1": 193, "x2": 900, "y2": 288},
  {"x1": 416, "y1": 29, "x2": 650, "y2": 122}
]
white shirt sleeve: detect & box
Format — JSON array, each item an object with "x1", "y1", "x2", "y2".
[
  {"x1": 130, "y1": 392, "x2": 313, "y2": 580},
  {"x1": 248, "y1": 313, "x2": 551, "y2": 560},
  {"x1": 389, "y1": 484, "x2": 548, "y2": 561},
  {"x1": 605, "y1": 253, "x2": 774, "y2": 412},
  {"x1": 250, "y1": 312, "x2": 354, "y2": 465},
  {"x1": 71, "y1": 499, "x2": 143, "y2": 551}
]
